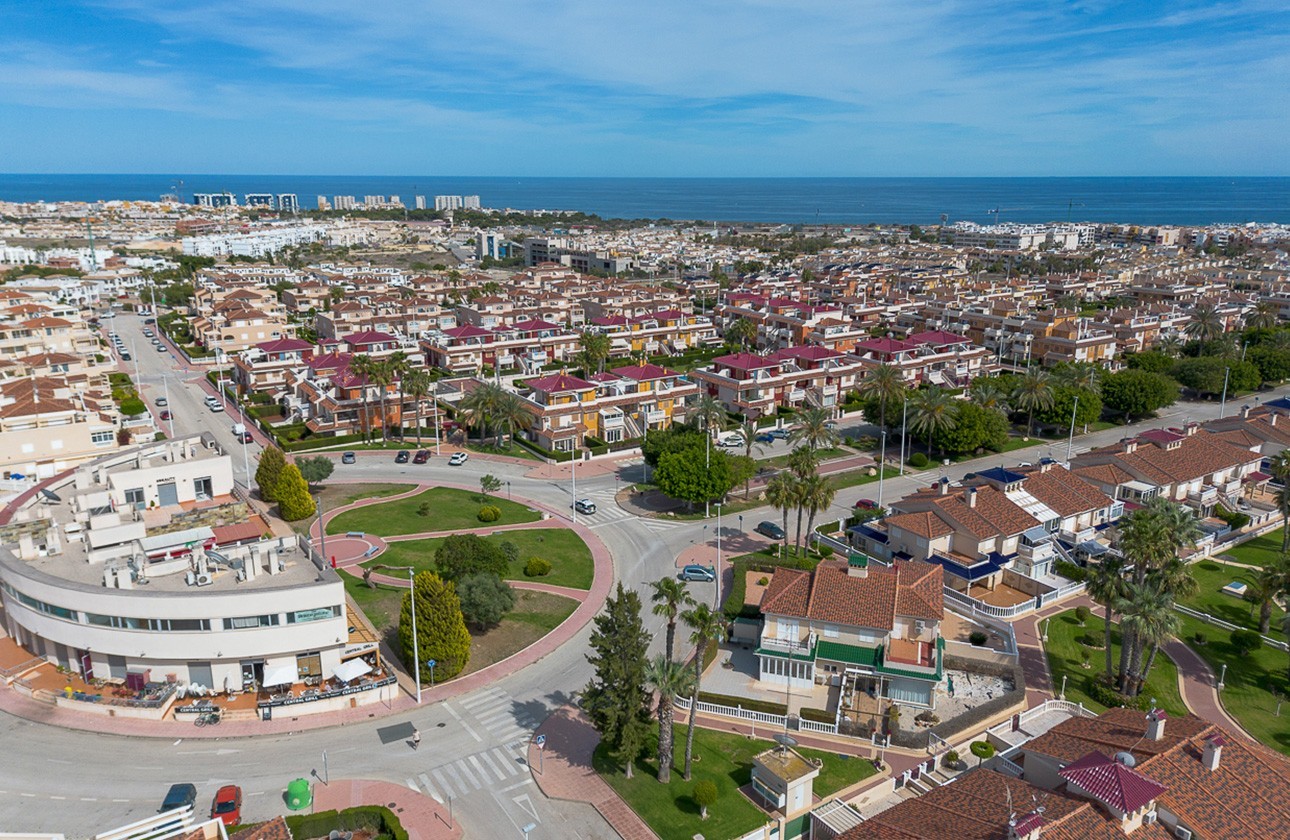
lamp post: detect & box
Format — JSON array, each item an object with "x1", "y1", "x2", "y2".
[
  {"x1": 1041, "y1": 618, "x2": 1050, "y2": 643},
  {"x1": 1217, "y1": 663, "x2": 1227, "y2": 691},
  {"x1": 877, "y1": 429, "x2": 888, "y2": 509},
  {"x1": 1066, "y1": 394, "x2": 1079, "y2": 461},
  {"x1": 1060, "y1": 674, "x2": 1067, "y2": 701},
  {"x1": 162, "y1": 370, "x2": 175, "y2": 439},
  {"x1": 409, "y1": 568, "x2": 421, "y2": 704},
  {"x1": 1219, "y1": 367, "x2": 1231, "y2": 419},
  {"x1": 571, "y1": 455, "x2": 577, "y2": 524},
  {"x1": 900, "y1": 395, "x2": 909, "y2": 476},
  {"x1": 322, "y1": 750, "x2": 329, "y2": 785},
  {"x1": 315, "y1": 493, "x2": 327, "y2": 567},
  {"x1": 715, "y1": 502, "x2": 723, "y2": 608},
  {"x1": 506, "y1": 480, "x2": 511, "y2": 500}
]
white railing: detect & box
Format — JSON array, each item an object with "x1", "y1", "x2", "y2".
[
  {"x1": 1055, "y1": 580, "x2": 1088, "y2": 599},
  {"x1": 1174, "y1": 603, "x2": 1290, "y2": 652},
  {"x1": 992, "y1": 754, "x2": 1025, "y2": 777},
  {"x1": 674, "y1": 694, "x2": 788, "y2": 728},
  {"x1": 799, "y1": 718, "x2": 838, "y2": 735},
  {"x1": 943, "y1": 586, "x2": 1037, "y2": 619}
]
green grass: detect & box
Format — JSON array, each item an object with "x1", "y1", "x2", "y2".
[
  {"x1": 665, "y1": 495, "x2": 769, "y2": 521},
  {"x1": 465, "y1": 441, "x2": 542, "y2": 461},
  {"x1": 1179, "y1": 560, "x2": 1286, "y2": 641},
  {"x1": 760, "y1": 445, "x2": 852, "y2": 469},
  {"x1": 827, "y1": 465, "x2": 901, "y2": 492},
  {"x1": 1176, "y1": 615, "x2": 1290, "y2": 756},
  {"x1": 1222, "y1": 530, "x2": 1287, "y2": 568},
  {"x1": 326, "y1": 486, "x2": 541, "y2": 536},
  {"x1": 342, "y1": 574, "x2": 405, "y2": 632},
  {"x1": 363, "y1": 528, "x2": 595, "y2": 590},
  {"x1": 1042, "y1": 610, "x2": 1187, "y2": 717},
  {"x1": 595, "y1": 724, "x2": 877, "y2": 839}
]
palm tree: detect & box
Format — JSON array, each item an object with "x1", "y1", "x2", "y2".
[
  {"x1": 726, "y1": 317, "x2": 758, "y2": 350},
  {"x1": 650, "y1": 577, "x2": 694, "y2": 663},
  {"x1": 384, "y1": 351, "x2": 409, "y2": 440},
  {"x1": 738, "y1": 418, "x2": 765, "y2": 498},
  {"x1": 348, "y1": 354, "x2": 376, "y2": 441},
  {"x1": 800, "y1": 473, "x2": 837, "y2": 556},
  {"x1": 1157, "y1": 334, "x2": 1184, "y2": 358},
  {"x1": 491, "y1": 391, "x2": 533, "y2": 448},
  {"x1": 692, "y1": 394, "x2": 727, "y2": 473},
  {"x1": 969, "y1": 379, "x2": 1010, "y2": 415},
  {"x1": 458, "y1": 382, "x2": 502, "y2": 444},
  {"x1": 577, "y1": 331, "x2": 612, "y2": 375},
  {"x1": 1185, "y1": 303, "x2": 1223, "y2": 352},
  {"x1": 790, "y1": 406, "x2": 838, "y2": 452},
  {"x1": 644, "y1": 655, "x2": 695, "y2": 784},
  {"x1": 1125, "y1": 581, "x2": 1181, "y2": 695},
  {"x1": 369, "y1": 356, "x2": 399, "y2": 441},
  {"x1": 403, "y1": 368, "x2": 432, "y2": 445},
  {"x1": 1012, "y1": 368, "x2": 1054, "y2": 437},
  {"x1": 1247, "y1": 557, "x2": 1290, "y2": 634},
  {"x1": 908, "y1": 387, "x2": 958, "y2": 457},
  {"x1": 1087, "y1": 555, "x2": 1129, "y2": 680},
  {"x1": 1269, "y1": 450, "x2": 1290, "y2": 484},
  {"x1": 1276, "y1": 485, "x2": 1290, "y2": 553},
  {"x1": 765, "y1": 471, "x2": 798, "y2": 561},
  {"x1": 1054, "y1": 362, "x2": 1101, "y2": 395},
  {"x1": 858, "y1": 364, "x2": 905, "y2": 429},
  {"x1": 1247, "y1": 300, "x2": 1280, "y2": 330},
  {"x1": 680, "y1": 603, "x2": 726, "y2": 781}
]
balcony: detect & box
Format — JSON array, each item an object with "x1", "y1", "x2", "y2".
[
  {"x1": 1187, "y1": 486, "x2": 1218, "y2": 505},
  {"x1": 599, "y1": 410, "x2": 625, "y2": 427},
  {"x1": 1018, "y1": 540, "x2": 1056, "y2": 564},
  {"x1": 645, "y1": 409, "x2": 667, "y2": 424},
  {"x1": 757, "y1": 632, "x2": 817, "y2": 658}
]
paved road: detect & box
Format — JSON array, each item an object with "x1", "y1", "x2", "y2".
[{"x1": 7, "y1": 315, "x2": 1290, "y2": 838}]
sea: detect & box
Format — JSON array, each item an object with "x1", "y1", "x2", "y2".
[{"x1": 0, "y1": 174, "x2": 1286, "y2": 227}]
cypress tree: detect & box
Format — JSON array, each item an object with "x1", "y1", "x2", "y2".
[
  {"x1": 399, "y1": 571, "x2": 472, "y2": 682},
  {"x1": 583, "y1": 583, "x2": 652, "y2": 774},
  {"x1": 275, "y1": 463, "x2": 315, "y2": 521},
  {"x1": 255, "y1": 446, "x2": 287, "y2": 503}
]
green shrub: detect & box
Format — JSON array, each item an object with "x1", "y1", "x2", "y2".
[
  {"x1": 693, "y1": 780, "x2": 718, "y2": 819},
  {"x1": 944, "y1": 749, "x2": 960, "y2": 764},
  {"x1": 970, "y1": 740, "x2": 995, "y2": 764},
  {"x1": 477, "y1": 504, "x2": 501, "y2": 522},
  {"x1": 119, "y1": 396, "x2": 146, "y2": 416},
  {"x1": 1193, "y1": 630, "x2": 1206, "y2": 646},
  {"x1": 1085, "y1": 675, "x2": 1152, "y2": 710},
  {"x1": 1055, "y1": 560, "x2": 1088, "y2": 582},
  {"x1": 799, "y1": 706, "x2": 835, "y2": 723},
  {"x1": 523, "y1": 557, "x2": 552, "y2": 577},
  {"x1": 969, "y1": 630, "x2": 988, "y2": 646},
  {"x1": 908, "y1": 452, "x2": 930, "y2": 468},
  {"x1": 697, "y1": 691, "x2": 786, "y2": 716},
  {"x1": 1075, "y1": 606, "x2": 1091, "y2": 626},
  {"x1": 418, "y1": 501, "x2": 432, "y2": 517},
  {"x1": 285, "y1": 806, "x2": 407, "y2": 840},
  {"x1": 1230, "y1": 629, "x2": 1262, "y2": 656}
]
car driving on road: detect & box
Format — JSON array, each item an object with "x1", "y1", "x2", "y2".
[
  {"x1": 573, "y1": 498, "x2": 597, "y2": 515},
  {"x1": 341, "y1": 452, "x2": 356, "y2": 464},
  {"x1": 678, "y1": 564, "x2": 716, "y2": 582},
  {"x1": 413, "y1": 449, "x2": 431, "y2": 464},
  {"x1": 448, "y1": 451, "x2": 469, "y2": 466},
  {"x1": 395, "y1": 450, "x2": 410, "y2": 464},
  {"x1": 756, "y1": 520, "x2": 786, "y2": 540}
]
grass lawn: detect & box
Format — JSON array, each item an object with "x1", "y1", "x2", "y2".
[
  {"x1": 342, "y1": 574, "x2": 405, "y2": 632},
  {"x1": 760, "y1": 445, "x2": 852, "y2": 469},
  {"x1": 363, "y1": 528, "x2": 595, "y2": 590},
  {"x1": 460, "y1": 590, "x2": 578, "y2": 677},
  {"x1": 326, "y1": 486, "x2": 541, "y2": 536},
  {"x1": 1179, "y1": 560, "x2": 1286, "y2": 641},
  {"x1": 595, "y1": 724, "x2": 877, "y2": 840},
  {"x1": 1042, "y1": 610, "x2": 1188, "y2": 717},
  {"x1": 666, "y1": 494, "x2": 769, "y2": 521},
  {"x1": 827, "y1": 465, "x2": 901, "y2": 492},
  {"x1": 1222, "y1": 530, "x2": 1287, "y2": 568},
  {"x1": 1175, "y1": 615, "x2": 1290, "y2": 756},
  {"x1": 465, "y1": 441, "x2": 542, "y2": 461},
  {"x1": 293, "y1": 483, "x2": 416, "y2": 535}
]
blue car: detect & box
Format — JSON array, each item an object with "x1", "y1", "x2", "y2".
[
  {"x1": 754, "y1": 432, "x2": 775, "y2": 443},
  {"x1": 678, "y1": 564, "x2": 716, "y2": 582}
]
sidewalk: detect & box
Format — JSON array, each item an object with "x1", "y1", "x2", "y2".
[
  {"x1": 529, "y1": 705, "x2": 656, "y2": 840},
  {"x1": 1163, "y1": 639, "x2": 1258, "y2": 741},
  {"x1": 311, "y1": 778, "x2": 461, "y2": 840}
]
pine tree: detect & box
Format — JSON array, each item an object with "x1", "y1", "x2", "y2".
[
  {"x1": 398, "y1": 571, "x2": 472, "y2": 682},
  {"x1": 583, "y1": 583, "x2": 652, "y2": 770},
  {"x1": 255, "y1": 446, "x2": 287, "y2": 503},
  {"x1": 275, "y1": 463, "x2": 315, "y2": 521}
]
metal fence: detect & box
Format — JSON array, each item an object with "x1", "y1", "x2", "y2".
[{"x1": 1174, "y1": 603, "x2": 1290, "y2": 652}]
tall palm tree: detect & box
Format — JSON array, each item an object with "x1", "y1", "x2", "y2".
[
  {"x1": 908, "y1": 387, "x2": 958, "y2": 457},
  {"x1": 800, "y1": 473, "x2": 837, "y2": 556},
  {"x1": 790, "y1": 406, "x2": 838, "y2": 452},
  {"x1": 680, "y1": 603, "x2": 725, "y2": 781},
  {"x1": 368, "y1": 357, "x2": 398, "y2": 441},
  {"x1": 858, "y1": 363, "x2": 905, "y2": 429},
  {"x1": 765, "y1": 471, "x2": 798, "y2": 561},
  {"x1": 348, "y1": 354, "x2": 376, "y2": 441},
  {"x1": 1276, "y1": 485, "x2": 1290, "y2": 553},
  {"x1": 1086, "y1": 555, "x2": 1129, "y2": 680},
  {"x1": 644, "y1": 655, "x2": 695, "y2": 784},
  {"x1": 403, "y1": 368, "x2": 432, "y2": 445},
  {"x1": 692, "y1": 394, "x2": 727, "y2": 474},
  {"x1": 1012, "y1": 368, "x2": 1054, "y2": 437},
  {"x1": 1247, "y1": 556, "x2": 1289, "y2": 634},
  {"x1": 726, "y1": 317, "x2": 758, "y2": 350},
  {"x1": 1185, "y1": 303, "x2": 1223, "y2": 351},
  {"x1": 1054, "y1": 362, "x2": 1101, "y2": 395},
  {"x1": 491, "y1": 391, "x2": 533, "y2": 448},
  {"x1": 1125, "y1": 581, "x2": 1181, "y2": 694},
  {"x1": 738, "y1": 418, "x2": 765, "y2": 498},
  {"x1": 1157, "y1": 334, "x2": 1184, "y2": 358},
  {"x1": 577, "y1": 331, "x2": 612, "y2": 374},
  {"x1": 969, "y1": 379, "x2": 1010, "y2": 415},
  {"x1": 458, "y1": 382, "x2": 502, "y2": 444},
  {"x1": 385, "y1": 351, "x2": 409, "y2": 440},
  {"x1": 1247, "y1": 300, "x2": 1280, "y2": 330},
  {"x1": 650, "y1": 577, "x2": 694, "y2": 663}
]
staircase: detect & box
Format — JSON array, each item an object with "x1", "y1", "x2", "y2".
[
  {"x1": 623, "y1": 413, "x2": 642, "y2": 439},
  {"x1": 30, "y1": 689, "x2": 58, "y2": 707}
]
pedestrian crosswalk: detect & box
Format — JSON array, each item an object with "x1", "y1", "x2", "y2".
[
  {"x1": 455, "y1": 685, "x2": 539, "y2": 744},
  {"x1": 406, "y1": 742, "x2": 531, "y2": 802}
]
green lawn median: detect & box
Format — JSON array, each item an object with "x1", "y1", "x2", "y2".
[
  {"x1": 363, "y1": 527, "x2": 595, "y2": 590},
  {"x1": 326, "y1": 486, "x2": 541, "y2": 536}
]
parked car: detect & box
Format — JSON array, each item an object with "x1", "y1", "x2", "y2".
[
  {"x1": 208, "y1": 401, "x2": 224, "y2": 412},
  {"x1": 754, "y1": 432, "x2": 775, "y2": 444},
  {"x1": 678, "y1": 564, "x2": 716, "y2": 582},
  {"x1": 155, "y1": 344, "x2": 168, "y2": 352},
  {"x1": 158, "y1": 783, "x2": 197, "y2": 813},
  {"x1": 768, "y1": 428, "x2": 790, "y2": 440},
  {"x1": 156, "y1": 397, "x2": 168, "y2": 407},
  {"x1": 448, "y1": 451, "x2": 469, "y2": 466},
  {"x1": 717, "y1": 432, "x2": 745, "y2": 448},
  {"x1": 573, "y1": 498, "x2": 597, "y2": 515},
  {"x1": 394, "y1": 450, "x2": 410, "y2": 464},
  {"x1": 143, "y1": 329, "x2": 154, "y2": 338},
  {"x1": 120, "y1": 352, "x2": 132, "y2": 361},
  {"x1": 144, "y1": 318, "x2": 156, "y2": 324},
  {"x1": 854, "y1": 498, "x2": 879, "y2": 510},
  {"x1": 159, "y1": 410, "x2": 173, "y2": 421},
  {"x1": 341, "y1": 451, "x2": 356, "y2": 464},
  {"x1": 756, "y1": 520, "x2": 786, "y2": 540},
  {"x1": 413, "y1": 449, "x2": 431, "y2": 464},
  {"x1": 210, "y1": 785, "x2": 242, "y2": 826}
]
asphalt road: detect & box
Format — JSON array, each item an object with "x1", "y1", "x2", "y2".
[{"x1": 5, "y1": 313, "x2": 1288, "y2": 837}]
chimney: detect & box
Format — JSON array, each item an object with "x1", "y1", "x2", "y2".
[
  {"x1": 1122, "y1": 438, "x2": 1138, "y2": 454},
  {"x1": 938, "y1": 477, "x2": 951, "y2": 495},
  {"x1": 847, "y1": 552, "x2": 870, "y2": 578},
  {"x1": 967, "y1": 486, "x2": 978, "y2": 508},
  {"x1": 1202, "y1": 733, "x2": 1225, "y2": 771},
  {"x1": 1184, "y1": 422, "x2": 1198, "y2": 437},
  {"x1": 1241, "y1": 404, "x2": 1251, "y2": 420},
  {"x1": 1273, "y1": 412, "x2": 1280, "y2": 427},
  {"x1": 1147, "y1": 708, "x2": 1167, "y2": 741}
]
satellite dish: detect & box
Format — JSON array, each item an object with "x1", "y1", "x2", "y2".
[
  {"x1": 1114, "y1": 751, "x2": 1136, "y2": 767},
  {"x1": 774, "y1": 734, "x2": 798, "y2": 749},
  {"x1": 39, "y1": 489, "x2": 62, "y2": 503}
]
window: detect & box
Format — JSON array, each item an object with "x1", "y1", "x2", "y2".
[
  {"x1": 91, "y1": 430, "x2": 114, "y2": 445},
  {"x1": 822, "y1": 625, "x2": 840, "y2": 639},
  {"x1": 224, "y1": 614, "x2": 280, "y2": 630},
  {"x1": 286, "y1": 606, "x2": 341, "y2": 624},
  {"x1": 125, "y1": 488, "x2": 146, "y2": 510}
]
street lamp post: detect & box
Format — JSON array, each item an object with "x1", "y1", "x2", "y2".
[
  {"x1": 1219, "y1": 367, "x2": 1231, "y2": 419},
  {"x1": 1066, "y1": 394, "x2": 1079, "y2": 461},
  {"x1": 162, "y1": 371, "x2": 175, "y2": 439},
  {"x1": 1217, "y1": 662, "x2": 1227, "y2": 691},
  {"x1": 571, "y1": 455, "x2": 577, "y2": 524},
  {"x1": 715, "y1": 502, "x2": 723, "y2": 608},
  {"x1": 900, "y1": 395, "x2": 909, "y2": 476},
  {"x1": 877, "y1": 429, "x2": 888, "y2": 509},
  {"x1": 1041, "y1": 618, "x2": 1050, "y2": 643},
  {"x1": 315, "y1": 493, "x2": 327, "y2": 567},
  {"x1": 409, "y1": 569, "x2": 421, "y2": 704},
  {"x1": 1060, "y1": 674, "x2": 1067, "y2": 701}
]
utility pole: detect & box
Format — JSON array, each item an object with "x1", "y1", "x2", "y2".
[
  {"x1": 1066, "y1": 394, "x2": 1079, "y2": 461},
  {"x1": 409, "y1": 568, "x2": 421, "y2": 704},
  {"x1": 877, "y1": 429, "x2": 888, "y2": 508},
  {"x1": 715, "y1": 502, "x2": 723, "y2": 608},
  {"x1": 1219, "y1": 367, "x2": 1231, "y2": 419}
]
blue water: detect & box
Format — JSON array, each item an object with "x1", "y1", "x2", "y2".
[{"x1": 0, "y1": 175, "x2": 1285, "y2": 226}]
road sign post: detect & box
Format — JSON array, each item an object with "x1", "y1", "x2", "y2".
[{"x1": 534, "y1": 733, "x2": 546, "y2": 774}]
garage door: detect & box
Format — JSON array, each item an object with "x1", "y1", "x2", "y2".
[{"x1": 157, "y1": 481, "x2": 179, "y2": 507}]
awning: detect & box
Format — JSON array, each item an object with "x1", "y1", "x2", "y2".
[
  {"x1": 261, "y1": 664, "x2": 298, "y2": 687},
  {"x1": 1079, "y1": 541, "x2": 1110, "y2": 556},
  {"x1": 332, "y1": 659, "x2": 372, "y2": 683},
  {"x1": 1245, "y1": 471, "x2": 1272, "y2": 483}
]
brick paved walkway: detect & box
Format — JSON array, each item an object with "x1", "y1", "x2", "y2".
[
  {"x1": 312, "y1": 778, "x2": 461, "y2": 840},
  {"x1": 1163, "y1": 639, "x2": 1258, "y2": 741},
  {"x1": 529, "y1": 706, "x2": 655, "y2": 840}
]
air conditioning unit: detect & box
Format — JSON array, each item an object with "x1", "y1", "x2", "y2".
[
  {"x1": 914, "y1": 620, "x2": 926, "y2": 634},
  {"x1": 1143, "y1": 812, "x2": 1157, "y2": 825},
  {"x1": 1174, "y1": 828, "x2": 1192, "y2": 840},
  {"x1": 195, "y1": 573, "x2": 213, "y2": 586}
]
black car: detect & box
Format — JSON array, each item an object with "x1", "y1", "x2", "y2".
[
  {"x1": 395, "y1": 450, "x2": 410, "y2": 464},
  {"x1": 159, "y1": 782, "x2": 197, "y2": 813},
  {"x1": 756, "y1": 520, "x2": 787, "y2": 540},
  {"x1": 413, "y1": 449, "x2": 431, "y2": 464}
]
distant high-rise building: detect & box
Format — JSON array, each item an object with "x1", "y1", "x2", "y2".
[
  {"x1": 317, "y1": 195, "x2": 332, "y2": 211},
  {"x1": 334, "y1": 195, "x2": 356, "y2": 210},
  {"x1": 462, "y1": 195, "x2": 481, "y2": 210},
  {"x1": 389, "y1": 195, "x2": 402, "y2": 207},
  {"x1": 277, "y1": 194, "x2": 299, "y2": 214},
  {"x1": 244, "y1": 193, "x2": 275, "y2": 208},
  {"x1": 477, "y1": 231, "x2": 506, "y2": 260},
  {"x1": 434, "y1": 195, "x2": 463, "y2": 211},
  {"x1": 194, "y1": 192, "x2": 236, "y2": 208},
  {"x1": 415, "y1": 195, "x2": 427, "y2": 210},
  {"x1": 363, "y1": 195, "x2": 386, "y2": 207}
]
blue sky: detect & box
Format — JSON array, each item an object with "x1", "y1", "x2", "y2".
[{"x1": 0, "y1": 1, "x2": 1287, "y2": 176}]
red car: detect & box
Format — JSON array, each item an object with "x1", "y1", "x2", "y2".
[
  {"x1": 854, "y1": 498, "x2": 879, "y2": 510},
  {"x1": 159, "y1": 410, "x2": 173, "y2": 421},
  {"x1": 211, "y1": 784, "x2": 241, "y2": 826}
]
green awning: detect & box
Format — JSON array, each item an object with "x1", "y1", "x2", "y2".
[{"x1": 815, "y1": 640, "x2": 880, "y2": 667}]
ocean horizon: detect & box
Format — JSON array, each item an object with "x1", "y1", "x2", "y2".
[{"x1": 0, "y1": 174, "x2": 1286, "y2": 227}]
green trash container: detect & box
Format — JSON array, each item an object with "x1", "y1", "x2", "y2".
[{"x1": 286, "y1": 777, "x2": 312, "y2": 811}]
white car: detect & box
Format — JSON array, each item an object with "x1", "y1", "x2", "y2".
[
  {"x1": 448, "y1": 452, "x2": 469, "y2": 466},
  {"x1": 208, "y1": 402, "x2": 224, "y2": 413}
]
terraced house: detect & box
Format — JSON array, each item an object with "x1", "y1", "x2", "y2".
[
  {"x1": 689, "y1": 346, "x2": 866, "y2": 421},
  {"x1": 756, "y1": 557, "x2": 944, "y2": 708}
]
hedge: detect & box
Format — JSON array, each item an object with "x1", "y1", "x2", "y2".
[
  {"x1": 799, "y1": 706, "x2": 836, "y2": 724},
  {"x1": 1055, "y1": 560, "x2": 1088, "y2": 582},
  {"x1": 722, "y1": 550, "x2": 820, "y2": 619},
  {"x1": 514, "y1": 436, "x2": 575, "y2": 462},
  {"x1": 889, "y1": 655, "x2": 1026, "y2": 749},
  {"x1": 697, "y1": 691, "x2": 787, "y2": 716},
  {"x1": 285, "y1": 806, "x2": 407, "y2": 840},
  {"x1": 248, "y1": 404, "x2": 281, "y2": 419},
  {"x1": 1084, "y1": 676, "x2": 1154, "y2": 711},
  {"x1": 281, "y1": 432, "x2": 370, "y2": 452}
]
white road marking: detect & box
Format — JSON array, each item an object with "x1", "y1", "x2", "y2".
[
  {"x1": 431, "y1": 767, "x2": 456, "y2": 798},
  {"x1": 500, "y1": 778, "x2": 533, "y2": 793},
  {"x1": 477, "y1": 749, "x2": 506, "y2": 781},
  {"x1": 444, "y1": 702, "x2": 482, "y2": 742},
  {"x1": 418, "y1": 773, "x2": 443, "y2": 804},
  {"x1": 455, "y1": 758, "x2": 480, "y2": 788}
]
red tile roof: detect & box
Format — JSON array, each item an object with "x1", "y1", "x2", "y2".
[
  {"x1": 1059, "y1": 751, "x2": 1168, "y2": 813},
  {"x1": 762, "y1": 560, "x2": 942, "y2": 628},
  {"x1": 710, "y1": 351, "x2": 778, "y2": 370},
  {"x1": 526, "y1": 372, "x2": 595, "y2": 393},
  {"x1": 614, "y1": 363, "x2": 678, "y2": 381}
]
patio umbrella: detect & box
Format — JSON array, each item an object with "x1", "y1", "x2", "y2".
[
  {"x1": 332, "y1": 659, "x2": 372, "y2": 684},
  {"x1": 261, "y1": 664, "x2": 298, "y2": 688}
]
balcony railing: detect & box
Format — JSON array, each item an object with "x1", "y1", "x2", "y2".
[{"x1": 758, "y1": 632, "x2": 817, "y2": 655}]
